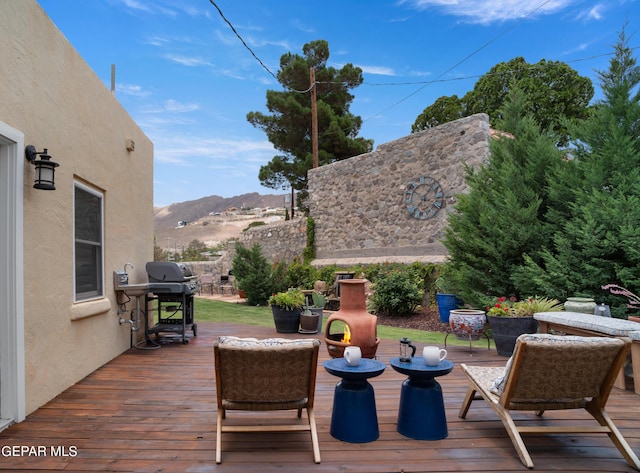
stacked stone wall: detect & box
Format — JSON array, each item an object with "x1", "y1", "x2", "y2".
[
  {"x1": 307, "y1": 114, "x2": 490, "y2": 266},
  {"x1": 238, "y1": 218, "x2": 307, "y2": 263},
  {"x1": 226, "y1": 114, "x2": 490, "y2": 269}
]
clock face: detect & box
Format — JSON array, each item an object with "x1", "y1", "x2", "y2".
[{"x1": 405, "y1": 176, "x2": 445, "y2": 219}]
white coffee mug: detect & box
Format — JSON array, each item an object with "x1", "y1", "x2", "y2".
[
  {"x1": 423, "y1": 346, "x2": 447, "y2": 366},
  {"x1": 344, "y1": 346, "x2": 362, "y2": 366}
]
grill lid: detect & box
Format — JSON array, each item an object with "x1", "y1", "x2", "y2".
[{"x1": 146, "y1": 262, "x2": 194, "y2": 282}]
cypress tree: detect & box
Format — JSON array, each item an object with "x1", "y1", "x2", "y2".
[
  {"x1": 444, "y1": 84, "x2": 562, "y2": 307},
  {"x1": 516, "y1": 28, "x2": 640, "y2": 313},
  {"x1": 231, "y1": 243, "x2": 273, "y2": 306}
]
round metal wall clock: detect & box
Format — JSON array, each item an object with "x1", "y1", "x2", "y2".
[{"x1": 404, "y1": 176, "x2": 445, "y2": 219}]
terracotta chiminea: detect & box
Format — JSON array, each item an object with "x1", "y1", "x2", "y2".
[{"x1": 324, "y1": 279, "x2": 380, "y2": 359}]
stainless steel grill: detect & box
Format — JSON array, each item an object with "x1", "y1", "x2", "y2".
[{"x1": 144, "y1": 262, "x2": 197, "y2": 344}]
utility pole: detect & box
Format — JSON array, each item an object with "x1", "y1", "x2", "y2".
[{"x1": 310, "y1": 66, "x2": 318, "y2": 169}]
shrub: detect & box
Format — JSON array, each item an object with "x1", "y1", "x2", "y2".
[
  {"x1": 283, "y1": 261, "x2": 317, "y2": 289},
  {"x1": 368, "y1": 269, "x2": 424, "y2": 316},
  {"x1": 268, "y1": 288, "x2": 305, "y2": 310},
  {"x1": 302, "y1": 216, "x2": 316, "y2": 263},
  {"x1": 315, "y1": 264, "x2": 340, "y2": 288},
  {"x1": 243, "y1": 221, "x2": 266, "y2": 231},
  {"x1": 270, "y1": 260, "x2": 289, "y2": 294},
  {"x1": 231, "y1": 243, "x2": 273, "y2": 306}
]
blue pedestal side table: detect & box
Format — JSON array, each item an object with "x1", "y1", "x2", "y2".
[
  {"x1": 390, "y1": 357, "x2": 454, "y2": 440},
  {"x1": 323, "y1": 357, "x2": 386, "y2": 443}
]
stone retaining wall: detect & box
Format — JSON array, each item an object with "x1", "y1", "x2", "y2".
[
  {"x1": 239, "y1": 218, "x2": 307, "y2": 263},
  {"x1": 223, "y1": 114, "x2": 491, "y2": 270},
  {"x1": 307, "y1": 114, "x2": 490, "y2": 266}
]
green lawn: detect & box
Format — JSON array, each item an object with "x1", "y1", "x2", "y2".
[{"x1": 194, "y1": 298, "x2": 493, "y2": 348}]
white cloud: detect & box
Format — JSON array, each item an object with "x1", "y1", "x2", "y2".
[
  {"x1": 245, "y1": 35, "x2": 291, "y2": 51},
  {"x1": 589, "y1": 4, "x2": 604, "y2": 20},
  {"x1": 117, "y1": 83, "x2": 151, "y2": 97},
  {"x1": 408, "y1": 70, "x2": 432, "y2": 77},
  {"x1": 153, "y1": 135, "x2": 275, "y2": 167},
  {"x1": 403, "y1": 0, "x2": 575, "y2": 24},
  {"x1": 215, "y1": 30, "x2": 238, "y2": 46},
  {"x1": 558, "y1": 42, "x2": 590, "y2": 57},
  {"x1": 116, "y1": 0, "x2": 152, "y2": 12},
  {"x1": 140, "y1": 99, "x2": 200, "y2": 115},
  {"x1": 114, "y1": 0, "x2": 177, "y2": 17},
  {"x1": 577, "y1": 3, "x2": 606, "y2": 21},
  {"x1": 359, "y1": 65, "x2": 397, "y2": 76},
  {"x1": 144, "y1": 35, "x2": 170, "y2": 47},
  {"x1": 165, "y1": 54, "x2": 213, "y2": 67},
  {"x1": 164, "y1": 99, "x2": 200, "y2": 113},
  {"x1": 291, "y1": 18, "x2": 315, "y2": 34}
]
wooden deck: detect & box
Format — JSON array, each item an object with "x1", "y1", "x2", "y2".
[{"x1": 1, "y1": 321, "x2": 640, "y2": 472}]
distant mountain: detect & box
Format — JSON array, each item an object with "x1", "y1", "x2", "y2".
[{"x1": 154, "y1": 192, "x2": 286, "y2": 234}]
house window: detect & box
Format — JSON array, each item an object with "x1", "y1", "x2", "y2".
[{"x1": 74, "y1": 183, "x2": 103, "y2": 301}]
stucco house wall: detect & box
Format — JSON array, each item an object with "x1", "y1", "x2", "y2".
[{"x1": 1, "y1": 1, "x2": 153, "y2": 417}]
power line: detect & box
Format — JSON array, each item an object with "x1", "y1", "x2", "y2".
[
  {"x1": 361, "y1": 0, "x2": 554, "y2": 123},
  {"x1": 356, "y1": 48, "x2": 638, "y2": 88},
  {"x1": 208, "y1": 0, "x2": 277, "y2": 80},
  {"x1": 208, "y1": 0, "x2": 312, "y2": 94},
  {"x1": 209, "y1": 0, "x2": 632, "y2": 140},
  {"x1": 208, "y1": 0, "x2": 598, "y2": 102}
]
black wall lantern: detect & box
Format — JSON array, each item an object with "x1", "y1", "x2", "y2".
[{"x1": 25, "y1": 145, "x2": 59, "y2": 190}]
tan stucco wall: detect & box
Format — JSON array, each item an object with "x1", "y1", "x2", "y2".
[{"x1": 1, "y1": 1, "x2": 154, "y2": 414}]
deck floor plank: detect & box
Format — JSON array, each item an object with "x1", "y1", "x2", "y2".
[{"x1": 1, "y1": 321, "x2": 639, "y2": 472}]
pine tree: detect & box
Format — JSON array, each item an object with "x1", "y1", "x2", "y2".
[
  {"x1": 443, "y1": 84, "x2": 562, "y2": 307},
  {"x1": 515, "y1": 28, "x2": 640, "y2": 312},
  {"x1": 231, "y1": 243, "x2": 273, "y2": 306},
  {"x1": 248, "y1": 40, "x2": 373, "y2": 215}
]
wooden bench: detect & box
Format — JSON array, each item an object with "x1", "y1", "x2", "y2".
[{"x1": 534, "y1": 311, "x2": 640, "y2": 393}]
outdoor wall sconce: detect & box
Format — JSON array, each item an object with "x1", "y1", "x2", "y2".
[{"x1": 25, "y1": 145, "x2": 59, "y2": 190}]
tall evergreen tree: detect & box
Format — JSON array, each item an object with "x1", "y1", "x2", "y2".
[
  {"x1": 443, "y1": 84, "x2": 563, "y2": 307},
  {"x1": 247, "y1": 40, "x2": 373, "y2": 215},
  {"x1": 515, "y1": 29, "x2": 640, "y2": 313},
  {"x1": 231, "y1": 243, "x2": 273, "y2": 306}
]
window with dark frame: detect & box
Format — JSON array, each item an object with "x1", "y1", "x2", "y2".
[{"x1": 74, "y1": 183, "x2": 103, "y2": 301}]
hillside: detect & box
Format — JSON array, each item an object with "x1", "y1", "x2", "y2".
[{"x1": 154, "y1": 192, "x2": 287, "y2": 249}]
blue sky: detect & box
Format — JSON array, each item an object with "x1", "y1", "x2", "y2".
[{"x1": 37, "y1": 0, "x2": 639, "y2": 207}]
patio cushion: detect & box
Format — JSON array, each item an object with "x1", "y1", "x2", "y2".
[
  {"x1": 459, "y1": 332, "x2": 638, "y2": 470},
  {"x1": 534, "y1": 311, "x2": 640, "y2": 336},
  {"x1": 217, "y1": 335, "x2": 316, "y2": 349},
  {"x1": 490, "y1": 333, "x2": 621, "y2": 398},
  {"x1": 214, "y1": 335, "x2": 322, "y2": 464}
]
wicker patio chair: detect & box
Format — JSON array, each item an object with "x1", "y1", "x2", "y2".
[
  {"x1": 459, "y1": 333, "x2": 640, "y2": 470},
  {"x1": 213, "y1": 336, "x2": 321, "y2": 464}
]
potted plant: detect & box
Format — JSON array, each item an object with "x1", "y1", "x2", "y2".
[
  {"x1": 435, "y1": 276, "x2": 463, "y2": 324},
  {"x1": 232, "y1": 278, "x2": 246, "y2": 299},
  {"x1": 299, "y1": 291, "x2": 328, "y2": 333},
  {"x1": 309, "y1": 291, "x2": 328, "y2": 333},
  {"x1": 487, "y1": 296, "x2": 563, "y2": 356},
  {"x1": 269, "y1": 288, "x2": 305, "y2": 333}
]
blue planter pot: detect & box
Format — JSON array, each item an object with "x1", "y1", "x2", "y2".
[{"x1": 436, "y1": 293, "x2": 462, "y2": 323}]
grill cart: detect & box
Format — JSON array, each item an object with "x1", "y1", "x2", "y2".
[{"x1": 144, "y1": 262, "x2": 198, "y2": 344}]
